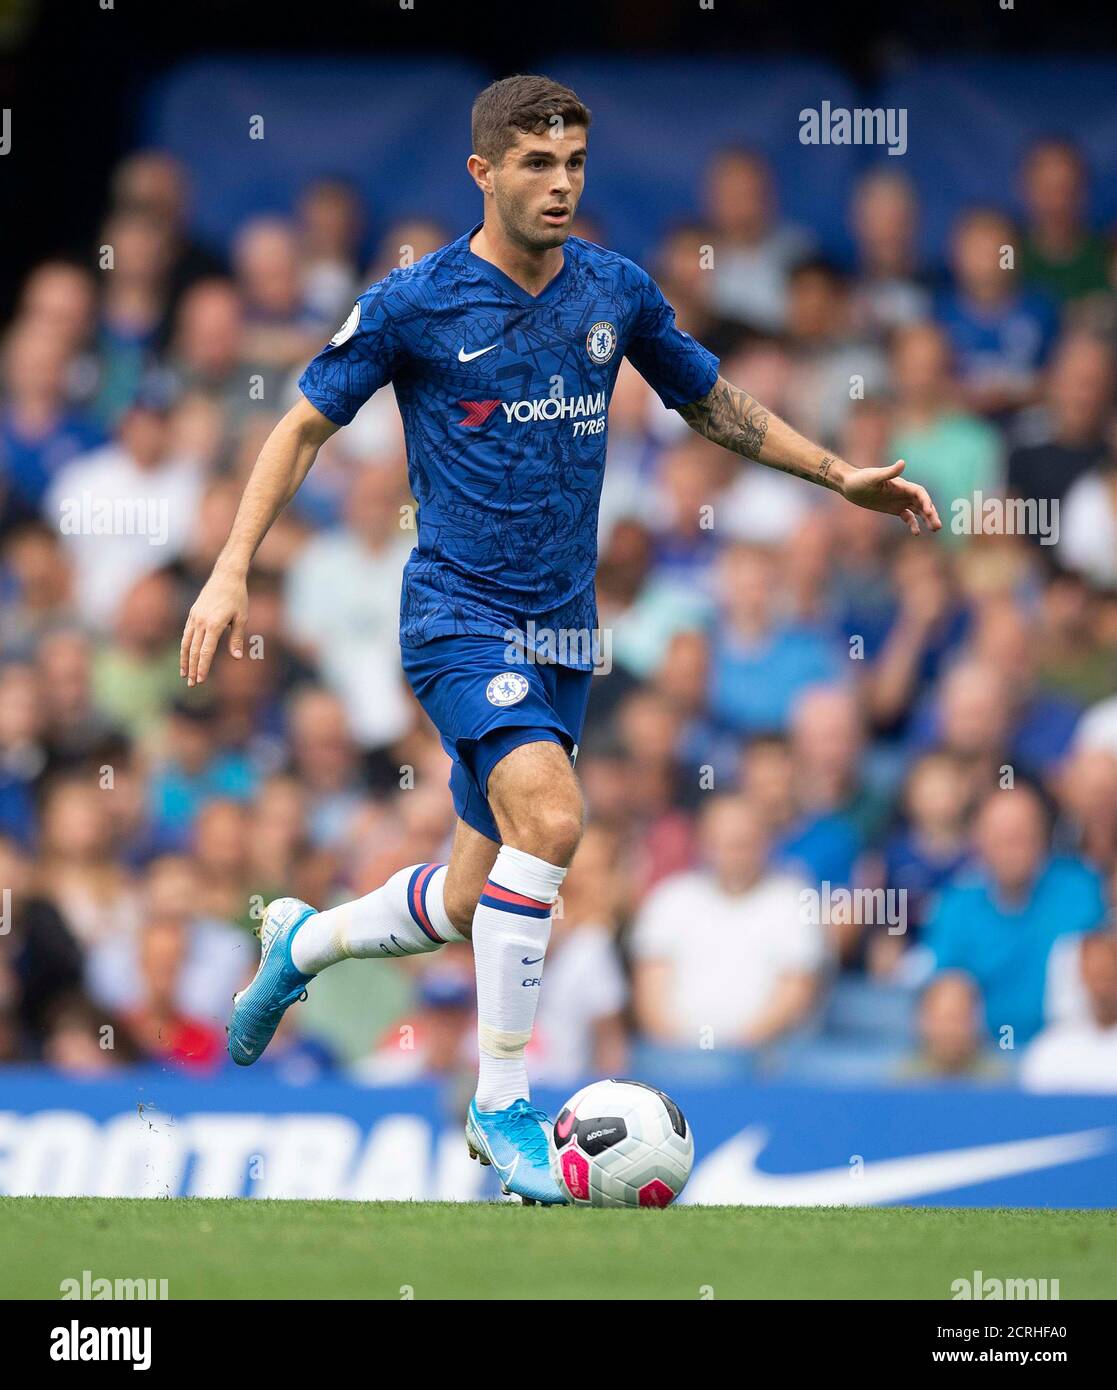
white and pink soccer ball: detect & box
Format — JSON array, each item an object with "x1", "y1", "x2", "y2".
[{"x1": 549, "y1": 1078, "x2": 694, "y2": 1208}]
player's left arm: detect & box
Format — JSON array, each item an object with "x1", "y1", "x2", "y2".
[{"x1": 677, "y1": 375, "x2": 941, "y2": 535}]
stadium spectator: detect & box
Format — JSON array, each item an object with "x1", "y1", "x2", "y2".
[
  {"x1": 1053, "y1": 747, "x2": 1117, "y2": 876},
  {"x1": 936, "y1": 208, "x2": 1059, "y2": 417},
  {"x1": 86, "y1": 854, "x2": 245, "y2": 1032},
  {"x1": 146, "y1": 699, "x2": 257, "y2": 851},
  {"x1": 596, "y1": 516, "x2": 710, "y2": 684},
  {"x1": 1006, "y1": 332, "x2": 1114, "y2": 508},
  {"x1": 781, "y1": 258, "x2": 888, "y2": 446},
  {"x1": 887, "y1": 321, "x2": 1002, "y2": 526},
  {"x1": 296, "y1": 177, "x2": 366, "y2": 324},
  {"x1": 169, "y1": 277, "x2": 281, "y2": 438},
  {"x1": 924, "y1": 785, "x2": 1107, "y2": 1046},
  {"x1": 36, "y1": 776, "x2": 141, "y2": 948},
  {"x1": 1059, "y1": 447, "x2": 1117, "y2": 588},
  {"x1": 0, "y1": 321, "x2": 105, "y2": 531},
  {"x1": 0, "y1": 834, "x2": 84, "y2": 1060},
  {"x1": 870, "y1": 751, "x2": 972, "y2": 972},
  {"x1": 738, "y1": 733, "x2": 860, "y2": 894},
  {"x1": 646, "y1": 433, "x2": 727, "y2": 597},
  {"x1": 117, "y1": 916, "x2": 226, "y2": 1072},
  {"x1": 631, "y1": 795, "x2": 825, "y2": 1048},
  {"x1": 92, "y1": 569, "x2": 184, "y2": 741},
  {"x1": 0, "y1": 521, "x2": 74, "y2": 657},
  {"x1": 94, "y1": 206, "x2": 176, "y2": 423},
  {"x1": 847, "y1": 168, "x2": 931, "y2": 339},
  {"x1": 0, "y1": 662, "x2": 45, "y2": 846},
  {"x1": 897, "y1": 972, "x2": 1008, "y2": 1082},
  {"x1": 232, "y1": 217, "x2": 325, "y2": 369},
  {"x1": 284, "y1": 463, "x2": 414, "y2": 751},
  {"x1": 1022, "y1": 931, "x2": 1117, "y2": 1092},
  {"x1": 16, "y1": 260, "x2": 99, "y2": 362},
  {"x1": 34, "y1": 629, "x2": 122, "y2": 774},
  {"x1": 45, "y1": 378, "x2": 203, "y2": 630},
  {"x1": 109, "y1": 149, "x2": 226, "y2": 310},
  {"x1": 1031, "y1": 565, "x2": 1116, "y2": 708},
  {"x1": 703, "y1": 148, "x2": 813, "y2": 332},
  {"x1": 286, "y1": 687, "x2": 368, "y2": 849},
  {"x1": 965, "y1": 595, "x2": 1082, "y2": 778},
  {"x1": 709, "y1": 541, "x2": 845, "y2": 737},
  {"x1": 653, "y1": 222, "x2": 747, "y2": 362},
  {"x1": 1018, "y1": 139, "x2": 1110, "y2": 305}
]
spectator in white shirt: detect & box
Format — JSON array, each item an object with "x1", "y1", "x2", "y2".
[
  {"x1": 631, "y1": 794, "x2": 825, "y2": 1050},
  {"x1": 284, "y1": 463, "x2": 415, "y2": 750},
  {"x1": 46, "y1": 382, "x2": 202, "y2": 631},
  {"x1": 1059, "y1": 455, "x2": 1117, "y2": 588},
  {"x1": 1023, "y1": 930, "x2": 1117, "y2": 1093},
  {"x1": 703, "y1": 149, "x2": 813, "y2": 333}
]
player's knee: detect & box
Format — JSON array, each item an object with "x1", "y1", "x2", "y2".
[{"x1": 509, "y1": 802, "x2": 583, "y2": 865}]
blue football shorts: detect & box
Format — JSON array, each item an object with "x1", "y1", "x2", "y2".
[{"x1": 400, "y1": 635, "x2": 593, "y2": 843}]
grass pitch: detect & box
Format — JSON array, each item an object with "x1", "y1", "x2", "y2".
[{"x1": 2, "y1": 1198, "x2": 1114, "y2": 1300}]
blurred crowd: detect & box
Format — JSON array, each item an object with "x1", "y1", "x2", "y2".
[{"x1": 2, "y1": 135, "x2": 1117, "y2": 1095}]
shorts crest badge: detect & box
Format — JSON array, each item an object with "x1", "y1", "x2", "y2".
[{"x1": 486, "y1": 671, "x2": 530, "y2": 706}]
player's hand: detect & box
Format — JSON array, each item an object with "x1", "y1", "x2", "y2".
[
  {"x1": 842, "y1": 459, "x2": 941, "y2": 535},
  {"x1": 180, "y1": 566, "x2": 249, "y2": 686}
]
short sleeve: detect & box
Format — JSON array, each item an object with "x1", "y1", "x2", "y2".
[
  {"x1": 298, "y1": 280, "x2": 403, "y2": 427},
  {"x1": 624, "y1": 268, "x2": 720, "y2": 410}
]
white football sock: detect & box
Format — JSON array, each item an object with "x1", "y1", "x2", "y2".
[
  {"x1": 290, "y1": 863, "x2": 464, "y2": 975},
  {"x1": 472, "y1": 845, "x2": 567, "y2": 1111}
]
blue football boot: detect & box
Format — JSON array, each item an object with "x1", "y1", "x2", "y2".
[
  {"x1": 466, "y1": 1097, "x2": 568, "y2": 1206},
  {"x1": 228, "y1": 897, "x2": 316, "y2": 1066}
]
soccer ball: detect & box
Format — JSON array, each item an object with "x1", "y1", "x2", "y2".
[{"x1": 549, "y1": 1079, "x2": 694, "y2": 1207}]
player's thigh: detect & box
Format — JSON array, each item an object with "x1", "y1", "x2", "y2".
[
  {"x1": 443, "y1": 816, "x2": 500, "y2": 935},
  {"x1": 486, "y1": 738, "x2": 584, "y2": 863}
]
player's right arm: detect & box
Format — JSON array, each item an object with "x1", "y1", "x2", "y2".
[{"x1": 180, "y1": 395, "x2": 338, "y2": 686}]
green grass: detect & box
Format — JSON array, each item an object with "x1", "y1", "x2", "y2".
[{"x1": 3, "y1": 1199, "x2": 1116, "y2": 1299}]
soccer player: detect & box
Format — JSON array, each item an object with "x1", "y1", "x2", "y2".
[{"x1": 180, "y1": 75, "x2": 940, "y2": 1204}]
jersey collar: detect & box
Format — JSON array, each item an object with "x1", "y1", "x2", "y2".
[{"x1": 463, "y1": 221, "x2": 572, "y2": 305}]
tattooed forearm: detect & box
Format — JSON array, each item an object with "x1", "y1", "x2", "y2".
[
  {"x1": 678, "y1": 375, "x2": 849, "y2": 493},
  {"x1": 677, "y1": 378, "x2": 769, "y2": 459}
]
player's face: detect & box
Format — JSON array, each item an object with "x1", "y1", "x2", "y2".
[{"x1": 491, "y1": 126, "x2": 587, "y2": 251}]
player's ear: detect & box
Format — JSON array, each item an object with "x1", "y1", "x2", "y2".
[{"x1": 467, "y1": 153, "x2": 494, "y2": 195}]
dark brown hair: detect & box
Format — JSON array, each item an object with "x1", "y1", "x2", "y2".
[{"x1": 471, "y1": 74, "x2": 591, "y2": 165}]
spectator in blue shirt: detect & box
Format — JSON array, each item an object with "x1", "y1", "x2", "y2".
[
  {"x1": 925, "y1": 784, "x2": 1106, "y2": 1047},
  {"x1": 936, "y1": 207, "x2": 1060, "y2": 419},
  {"x1": 0, "y1": 323, "x2": 105, "y2": 529},
  {"x1": 710, "y1": 541, "x2": 845, "y2": 736}
]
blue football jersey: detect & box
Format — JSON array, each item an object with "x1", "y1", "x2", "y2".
[{"x1": 298, "y1": 224, "x2": 719, "y2": 668}]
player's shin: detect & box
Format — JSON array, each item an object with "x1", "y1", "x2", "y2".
[
  {"x1": 289, "y1": 862, "x2": 464, "y2": 974},
  {"x1": 472, "y1": 845, "x2": 567, "y2": 1111}
]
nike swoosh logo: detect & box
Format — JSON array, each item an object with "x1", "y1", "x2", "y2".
[
  {"x1": 492, "y1": 1153, "x2": 520, "y2": 1186},
  {"x1": 521, "y1": 955, "x2": 544, "y2": 965},
  {"x1": 458, "y1": 344, "x2": 498, "y2": 362},
  {"x1": 682, "y1": 1126, "x2": 1114, "y2": 1206},
  {"x1": 555, "y1": 1111, "x2": 576, "y2": 1141}
]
